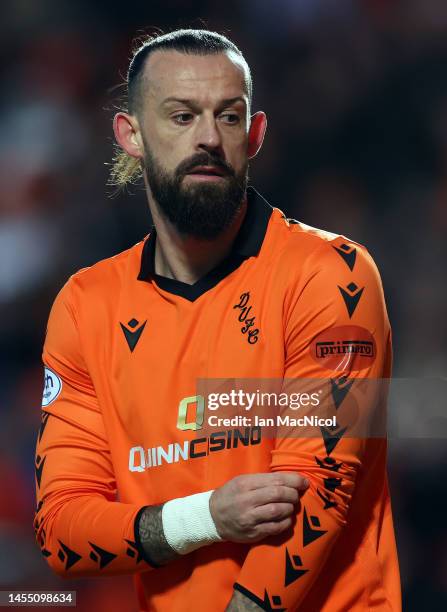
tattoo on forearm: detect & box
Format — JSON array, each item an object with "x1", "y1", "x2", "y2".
[
  {"x1": 138, "y1": 505, "x2": 180, "y2": 566},
  {"x1": 226, "y1": 590, "x2": 263, "y2": 611}
]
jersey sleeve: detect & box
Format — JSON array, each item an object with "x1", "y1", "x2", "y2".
[
  {"x1": 34, "y1": 279, "x2": 154, "y2": 577},
  {"x1": 233, "y1": 239, "x2": 392, "y2": 610}
]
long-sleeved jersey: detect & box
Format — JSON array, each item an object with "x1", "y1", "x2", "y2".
[{"x1": 34, "y1": 187, "x2": 401, "y2": 611}]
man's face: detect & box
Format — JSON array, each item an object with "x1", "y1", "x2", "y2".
[{"x1": 136, "y1": 50, "x2": 251, "y2": 239}]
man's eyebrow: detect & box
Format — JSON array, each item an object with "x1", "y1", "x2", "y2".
[
  {"x1": 219, "y1": 96, "x2": 247, "y2": 108},
  {"x1": 160, "y1": 96, "x2": 247, "y2": 110}
]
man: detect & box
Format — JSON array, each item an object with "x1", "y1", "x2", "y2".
[{"x1": 34, "y1": 29, "x2": 401, "y2": 611}]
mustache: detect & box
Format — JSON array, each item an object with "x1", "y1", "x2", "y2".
[{"x1": 176, "y1": 153, "x2": 235, "y2": 178}]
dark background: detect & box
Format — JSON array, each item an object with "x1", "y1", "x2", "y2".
[{"x1": 1, "y1": 1, "x2": 446, "y2": 610}]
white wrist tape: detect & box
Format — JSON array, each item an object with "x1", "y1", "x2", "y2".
[{"x1": 162, "y1": 490, "x2": 222, "y2": 555}]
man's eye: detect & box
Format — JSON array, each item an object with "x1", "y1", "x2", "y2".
[
  {"x1": 220, "y1": 113, "x2": 240, "y2": 124},
  {"x1": 173, "y1": 113, "x2": 194, "y2": 124}
]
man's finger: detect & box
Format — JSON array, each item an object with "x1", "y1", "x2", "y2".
[
  {"x1": 251, "y1": 502, "x2": 295, "y2": 524},
  {"x1": 241, "y1": 471, "x2": 309, "y2": 491},
  {"x1": 245, "y1": 485, "x2": 300, "y2": 507}
]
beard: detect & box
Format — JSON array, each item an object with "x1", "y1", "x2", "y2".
[{"x1": 142, "y1": 138, "x2": 248, "y2": 240}]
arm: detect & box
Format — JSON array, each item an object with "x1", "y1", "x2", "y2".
[
  {"x1": 34, "y1": 280, "x2": 174, "y2": 576},
  {"x1": 228, "y1": 239, "x2": 392, "y2": 609},
  {"x1": 137, "y1": 506, "x2": 178, "y2": 565}
]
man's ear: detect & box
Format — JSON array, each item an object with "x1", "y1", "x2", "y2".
[
  {"x1": 247, "y1": 111, "x2": 267, "y2": 159},
  {"x1": 113, "y1": 112, "x2": 144, "y2": 159}
]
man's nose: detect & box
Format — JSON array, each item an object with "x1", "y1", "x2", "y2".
[{"x1": 194, "y1": 113, "x2": 223, "y2": 152}]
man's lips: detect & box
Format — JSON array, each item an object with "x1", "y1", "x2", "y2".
[{"x1": 186, "y1": 165, "x2": 227, "y2": 177}]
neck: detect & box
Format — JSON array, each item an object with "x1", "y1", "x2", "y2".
[{"x1": 148, "y1": 197, "x2": 247, "y2": 285}]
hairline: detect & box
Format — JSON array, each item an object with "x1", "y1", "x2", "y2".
[{"x1": 129, "y1": 48, "x2": 252, "y2": 118}]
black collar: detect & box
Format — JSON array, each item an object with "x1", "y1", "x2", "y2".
[{"x1": 137, "y1": 186, "x2": 273, "y2": 301}]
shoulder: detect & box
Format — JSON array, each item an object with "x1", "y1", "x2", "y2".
[
  {"x1": 53, "y1": 240, "x2": 146, "y2": 312},
  {"x1": 267, "y1": 210, "x2": 390, "y2": 333},
  {"x1": 269, "y1": 207, "x2": 381, "y2": 282}
]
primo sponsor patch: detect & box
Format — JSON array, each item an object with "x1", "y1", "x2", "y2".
[
  {"x1": 310, "y1": 325, "x2": 376, "y2": 372},
  {"x1": 42, "y1": 367, "x2": 62, "y2": 407}
]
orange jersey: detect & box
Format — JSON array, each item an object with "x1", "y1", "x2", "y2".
[{"x1": 34, "y1": 187, "x2": 401, "y2": 611}]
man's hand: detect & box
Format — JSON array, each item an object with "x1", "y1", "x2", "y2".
[{"x1": 210, "y1": 471, "x2": 308, "y2": 543}]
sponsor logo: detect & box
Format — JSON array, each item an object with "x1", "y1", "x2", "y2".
[
  {"x1": 316, "y1": 340, "x2": 374, "y2": 358},
  {"x1": 42, "y1": 367, "x2": 62, "y2": 407},
  {"x1": 129, "y1": 427, "x2": 262, "y2": 472},
  {"x1": 310, "y1": 326, "x2": 376, "y2": 372}
]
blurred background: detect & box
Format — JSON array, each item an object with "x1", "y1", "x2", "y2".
[{"x1": 1, "y1": 0, "x2": 446, "y2": 610}]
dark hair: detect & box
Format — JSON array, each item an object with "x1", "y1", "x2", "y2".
[
  {"x1": 109, "y1": 29, "x2": 252, "y2": 189},
  {"x1": 127, "y1": 29, "x2": 252, "y2": 114}
]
